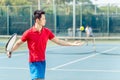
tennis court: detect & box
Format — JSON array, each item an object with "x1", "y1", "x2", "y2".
[
  {"x1": 1, "y1": 0, "x2": 120, "y2": 80},
  {"x1": 0, "y1": 40, "x2": 120, "y2": 80}
]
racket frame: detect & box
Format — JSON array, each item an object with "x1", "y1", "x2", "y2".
[{"x1": 5, "y1": 33, "x2": 17, "y2": 52}]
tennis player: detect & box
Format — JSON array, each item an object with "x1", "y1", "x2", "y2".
[
  {"x1": 7, "y1": 10, "x2": 84, "y2": 80},
  {"x1": 85, "y1": 25, "x2": 94, "y2": 45}
]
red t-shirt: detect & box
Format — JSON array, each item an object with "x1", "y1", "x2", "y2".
[{"x1": 21, "y1": 26, "x2": 55, "y2": 62}]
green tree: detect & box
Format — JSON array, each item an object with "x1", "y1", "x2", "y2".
[{"x1": 0, "y1": 0, "x2": 32, "y2": 6}]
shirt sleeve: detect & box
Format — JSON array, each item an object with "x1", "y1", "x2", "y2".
[
  {"x1": 48, "y1": 29, "x2": 55, "y2": 40},
  {"x1": 21, "y1": 30, "x2": 29, "y2": 42}
]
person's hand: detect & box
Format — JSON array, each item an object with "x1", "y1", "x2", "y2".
[
  {"x1": 72, "y1": 41, "x2": 85, "y2": 46},
  {"x1": 7, "y1": 51, "x2": 12, "y2": 58}
]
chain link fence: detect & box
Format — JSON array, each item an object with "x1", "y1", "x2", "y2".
[{"x1": 0, "y1": 3, "x2": 120, "y2": 37}]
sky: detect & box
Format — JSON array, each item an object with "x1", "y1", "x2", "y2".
[{"x1": 90, "y1": 0, "x2": 120, "y2": 4}]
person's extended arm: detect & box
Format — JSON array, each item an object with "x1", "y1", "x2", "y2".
[
  {"x1": 12, "y1": 39, "x2": 24, "y2": 51},
  {"x1": 51, "y1": 37, "x2": 84, "y2": 46},
  {"x1": 7, "y1": 39, "x2": 24, "y2": 58}
]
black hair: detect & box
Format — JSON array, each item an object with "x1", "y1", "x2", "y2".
[{"x1": 33, "y1": 10, "x2": 45, "y2": 20}]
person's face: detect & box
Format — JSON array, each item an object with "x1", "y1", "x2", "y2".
[{"x1": 37, "y1": 14, "x2": 46, "y2": 26}]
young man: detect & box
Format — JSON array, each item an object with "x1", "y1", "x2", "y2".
[
  {"x1": 85, "y1": 25, "x2": 94, "y2": 45},
  {"x1": 7, "y1": 10, "x2": 84, "y2": 80}
]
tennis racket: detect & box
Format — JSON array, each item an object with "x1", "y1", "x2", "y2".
[{"x1": 5, "y1": 33, "x2": 17, "y2": 58}]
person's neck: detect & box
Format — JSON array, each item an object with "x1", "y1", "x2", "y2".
[{"x1": 35, "y1": 23, "x2": 43, "y2": 32}]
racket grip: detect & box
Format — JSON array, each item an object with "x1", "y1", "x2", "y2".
[{"x1": 7, "y1": 51, "x2": 12, "y2": 58}]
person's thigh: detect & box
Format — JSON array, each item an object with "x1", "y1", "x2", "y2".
[{"x1": 29, "y1": 61, "x2": 46, "y2": 80}]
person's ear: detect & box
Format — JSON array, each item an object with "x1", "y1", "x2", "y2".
[{"x1": 36, "y1": 18, "x2": 40, "y2": 23}]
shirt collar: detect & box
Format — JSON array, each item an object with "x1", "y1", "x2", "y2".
[
  {"x1": 32, "y1": 26, "x2": 37, "y2": 32},
  {"x1": 32, "y1": 26, "x2": 44, "y2": 32}
]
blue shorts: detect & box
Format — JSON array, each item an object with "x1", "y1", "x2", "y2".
[{"x1": 29, "y1": 61, "x2": 46, "y2": 80}]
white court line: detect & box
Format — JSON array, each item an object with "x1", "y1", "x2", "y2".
[
  {"x1": 48, "y1": 68, "x2": 120, "y2": 73},
  {"x1": 0, "y1": 47, "x2": 118, "y2": 71},
  {"x1": 0, "y1": 46, "x2": 67, "y2": 70},
  {"x1": 50, "y1": 47, "x2": 118, "y2": 70},
  {"x1": 1, "y1": 67, "x2": 120, "y2": 73},
  {"x1": 0, "y1": 46, "x2": 65, "y2": 59}
]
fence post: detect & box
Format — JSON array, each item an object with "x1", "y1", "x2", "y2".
[
  {"x1": 53, "y1": 0, "x2": 56, "y2": 35},
  {"x1": 30, "y1": 5, "x2": 32, "y2": 27},
  {"x1": 107, "y1": 3, "x2": 110, "y2": 36},
  {"x1": 73, "y1": 0, "x2": 76, "y2": 37},
  {"x1": 7, "y1": 5, "x2": 9, "y2": 35}
]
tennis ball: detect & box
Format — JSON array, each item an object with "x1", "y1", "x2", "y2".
[{"x1": 80, "y1": 26, "x2": 84, "y2": 31}]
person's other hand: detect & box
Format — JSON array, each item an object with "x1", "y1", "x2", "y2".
[{"x1": 72, "y1": 41, "x2": 85, "y2": 46}]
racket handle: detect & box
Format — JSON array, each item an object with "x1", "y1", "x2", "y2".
[{"x1": 7, "y1": 51, "x2": 12, "y2": 58}]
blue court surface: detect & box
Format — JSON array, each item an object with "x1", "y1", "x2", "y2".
[{"x1": 0, "y1": 42, "x2": 120, "y2": 80}]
